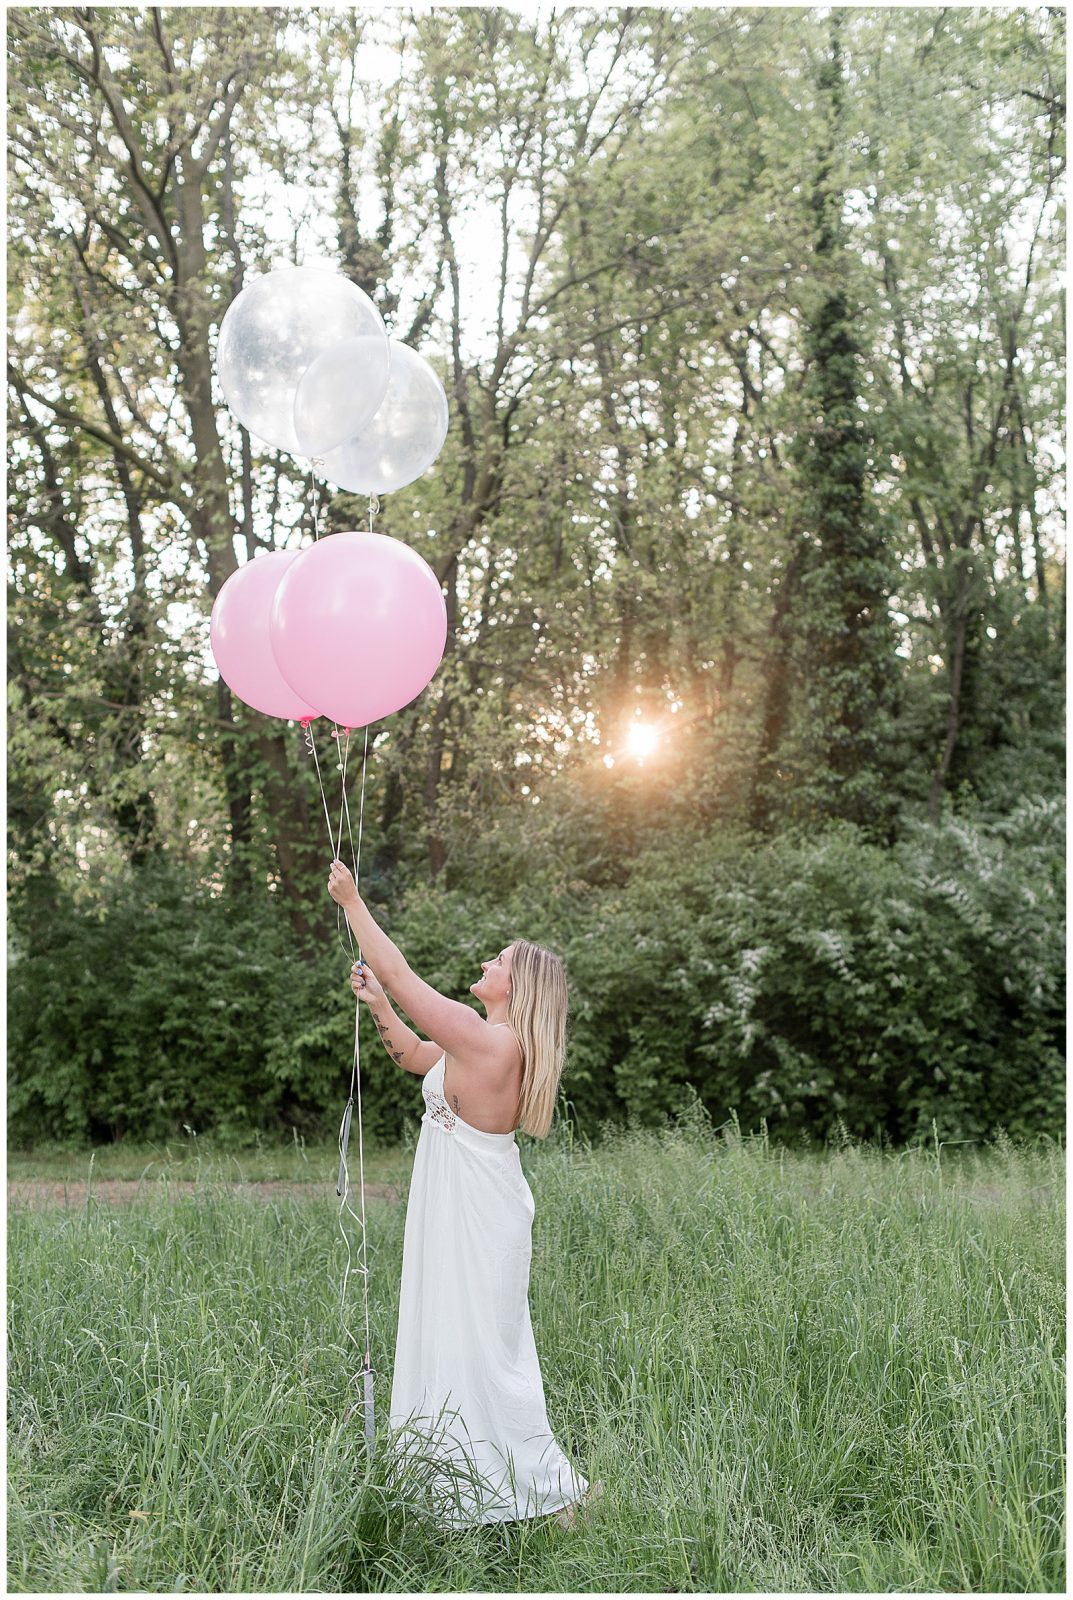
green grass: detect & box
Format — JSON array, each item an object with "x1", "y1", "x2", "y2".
[
  {"x1": 6, "y1": 1128, "x2": 406, "y2": 1189},
  {"x1": 7, "y1": 1115, "x2": 1064, "y2": 1592}
]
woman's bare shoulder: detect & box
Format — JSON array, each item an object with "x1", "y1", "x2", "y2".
[{"x1": 448, "y1": 1022, "x2": 519, "y2": 1075}]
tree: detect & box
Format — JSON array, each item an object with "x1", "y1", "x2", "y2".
[
  {"x1": 753, "y1": 13, "x2": 901, "y2": 836},
  {"x1": 7, "y1": 6, "x2": 1063, "y2": 930}
]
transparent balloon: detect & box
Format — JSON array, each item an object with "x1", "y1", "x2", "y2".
[
  {"x1": 215, "y1": 267, "x2": 389, "y2": 455},
  {"x1": 318, "y1": 341, "x2": 449, "y2": 496},
  {"x1": 293, "y1": 335, "x2": 394, "y2": 458},
  {"x1": 210, "y1": 549, "x2": 319, "y2": 720},
  {"x1": 270, "y1": 531, "x2": 447, "y2": 727}
]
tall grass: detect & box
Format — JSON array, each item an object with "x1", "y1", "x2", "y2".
[
  {"x1": 7, "y1": 1115, "x2": 1064, "y2": 1592},
  {"x1": 5, "y1": 1126, "x2": 407, "y2": 1188}
]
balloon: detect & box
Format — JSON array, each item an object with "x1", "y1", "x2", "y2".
[
  {"x1": 215, "y1": 267, "x2": 389, "y2": 455},
  {"x1": 270, "y1": 531, "x2": 447, "y2": 726},
  {"x1": 293, "y1": 335, "x2": 394, "y2": 458},
  {"x1": 317, "y1": 341, "x2": 449, "y2": 496},
  {"x1": 210, "y1": 550, "x2": 319, "y2": 720}
]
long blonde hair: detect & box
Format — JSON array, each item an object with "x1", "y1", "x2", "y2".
[{"x1": 507, "y1": 939, "x2": 568, "y2": 1140}]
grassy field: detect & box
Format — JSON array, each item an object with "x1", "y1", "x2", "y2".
[
  {"x1": 5, "y1": 1126, "x2": 407, "y2": 1188},
  {"x1": 7, "y1": 1115, "x2": 1065, "y2": 1593}
]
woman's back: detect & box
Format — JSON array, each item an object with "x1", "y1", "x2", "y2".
[{"x1": 442, "y1": 1024, "x2": 522, "y2": 1134}]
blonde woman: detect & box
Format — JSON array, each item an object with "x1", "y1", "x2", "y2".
[{"x1": 327, "y1": 859, "x2": 602, "y2": 1530}]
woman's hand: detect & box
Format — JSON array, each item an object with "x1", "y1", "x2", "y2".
[
  {"x1": 350, "y1": 960, "x2": 385, "y2": 1005},
  {"x1": 328, "y1": 859, "x2": 360, "y2": 909}
]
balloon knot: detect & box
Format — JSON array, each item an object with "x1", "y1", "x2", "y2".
[
  {"x1": 299, "y1": 716, "x2": 314, "y2": 728},
  {"x1": 331, "y1": 726, "x2": 352, "y2": 739}
]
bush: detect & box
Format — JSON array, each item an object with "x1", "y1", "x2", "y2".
[
  {"x1": 6, "y1": 861, "x2": 595, "y2": 1149},
  {"x1": 9, "y1": 866, "x2": 297, "y2": 1146},
  {"x1": 566, "y1": 798, "x2": 1064, "y2": 1143},
  {"x1": 8, "y1": 801, "x2": 1064, "y2": 1148}
]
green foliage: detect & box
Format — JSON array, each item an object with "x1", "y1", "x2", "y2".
[
  {"x1": 10, "y1": 803, "x2": 1063, "y2": 1150},
  {"x1": 5, "y1": 851, "x2": 596, "y2": 1150},
  {"x1": 569, "y1": 800, "x2": 1064, "y2": 1144},
  {"x1": 7, "y1": 6, "x2": 1065, "y2": 915},
  {"x1": 9, "y1": 865, "x2": 302, "y2": 1148},
  {"x1": 5, "y1": 7, "x2": 1065, "y2": 1154}
]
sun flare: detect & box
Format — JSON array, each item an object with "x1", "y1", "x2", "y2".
[{"x1": 625, "y1": 722, "x2": 659, "y2": 759}]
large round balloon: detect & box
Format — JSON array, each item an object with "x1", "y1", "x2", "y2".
[
  {"x1": 317, "y1": 341, "x2": 449, "y2": 496},
  {"x1": 293, "y1": 334, "x2": 394, "y2": 459},
  {"x1": 210, "y1": 550, "x2": 319, "y2": 720},
  {"x1": 270, "y1": 531, "x2": 447, "y2": 727},
  {"x1": 215, "y1": 267, "x2": 390, "y2": 455}
]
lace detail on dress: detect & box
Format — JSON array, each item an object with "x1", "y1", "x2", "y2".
[
  {"x1": 425, "y1": 1060, "x2": 457, "y2": 1132},
  {"x1": 427, "y1": 1088, "x2": 457, "y2": 1133}
]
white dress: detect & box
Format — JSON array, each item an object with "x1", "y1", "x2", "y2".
[{"x1": 388, "y1": 1042, "x2": 588, "y2": 1527}]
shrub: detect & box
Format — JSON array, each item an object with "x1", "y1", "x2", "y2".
[
  {"x1": 566, "y1": 800, "x2": 1064, "y2": 1143},
  {"x1": 8, "y1": 801, "x2": 1063, "y2": 1148}
]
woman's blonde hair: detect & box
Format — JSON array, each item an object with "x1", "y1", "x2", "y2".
[{"x1": 507, "y1": 939, "x2": 568, "y2": 1140}]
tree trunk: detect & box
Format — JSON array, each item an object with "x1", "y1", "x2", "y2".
[
  {"x1": 928, "y1": 602, "x2": 969, "y2": 823},
  {"x1": 749, "y1": 545, "x2": 805, "y2": 831}
]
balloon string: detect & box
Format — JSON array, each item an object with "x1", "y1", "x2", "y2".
[
  {"x1": 303, "y1": 718, "x2": 354, "y2": 962},
  {"x1": 304, "y1": 714, "x2": 375, "y2": 1442},
  {"x1": 339, "y1": 726, "x2": 369, "y2": 893},
  {"x1": 333, "y1": 724, "x2": 365, "y2": 963},
  {"x1": 304, "y1": 719, "x2": 337, "y2": 852},
  {"x1": 336, "y1": 728, "x2": 351, "y2": 879},
  {"x1": 335, "y1": 728, "x2": 374, "y2": 1445},
  {"x1": 368, "y1": 495, "x2": 379, "y2": 534},
  {"x1": 337, "y1": 1004, "x2": 373, "y2": 1442},
  {"x1": 311, "y1": 459, "x2": 325, "y2": 540}
]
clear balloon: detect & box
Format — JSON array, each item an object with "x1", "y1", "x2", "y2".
[
  {"x1": 293, "y1": 335, "x2": 394, "y2": 458},
  {"x1": 317, "y1": 341, "x2": 449, "y2": 496},
  {"x1": 270, "y1": 531, "x2": 447, "y2": 727},
  {"x1": 210, "y1": 550, "x2": 319, "y2": 720},
  {"x1": 215, "y1": 267, "x2": 389, "y2": 455}
]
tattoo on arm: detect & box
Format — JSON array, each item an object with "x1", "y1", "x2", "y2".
[{"x1": 375, "y1": 1018, "x2": 404, "y2": 1064}]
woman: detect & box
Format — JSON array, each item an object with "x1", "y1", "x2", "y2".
[{"x1": 327, "y1": 859, "x2": 600, "y2": 1530}]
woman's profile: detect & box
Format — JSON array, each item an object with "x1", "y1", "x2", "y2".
[{"x1": 328, "y1": 859, "x2": 601, "y2": 1528}]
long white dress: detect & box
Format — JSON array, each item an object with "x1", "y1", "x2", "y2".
[{"x1": 388, "y1": 1043, "x2": 588, "y2": 1527}]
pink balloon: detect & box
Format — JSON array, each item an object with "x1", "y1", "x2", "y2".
[
  {"x1": 269, "y1": 531, "x2": 447, "y2": 726},
  {"x1": 210, "y1": 550, "x2": 319, "y2": 720}
]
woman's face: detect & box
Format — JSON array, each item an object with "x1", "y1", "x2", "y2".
[{"x1": 470, "y1": 944, "x2": 514, "y2": 1009}]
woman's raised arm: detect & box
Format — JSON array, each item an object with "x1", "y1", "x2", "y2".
[
  {"x1": 327, "y1": 861, "x2": 500, "y2": 1062},
  {"x1": 328, "y1": 860, "x2": 407, "y2": 979}
]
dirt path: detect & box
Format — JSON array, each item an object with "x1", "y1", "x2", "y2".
[{"x1": 8, "y1": 1178, "x2": 403, "y2": 1210}]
